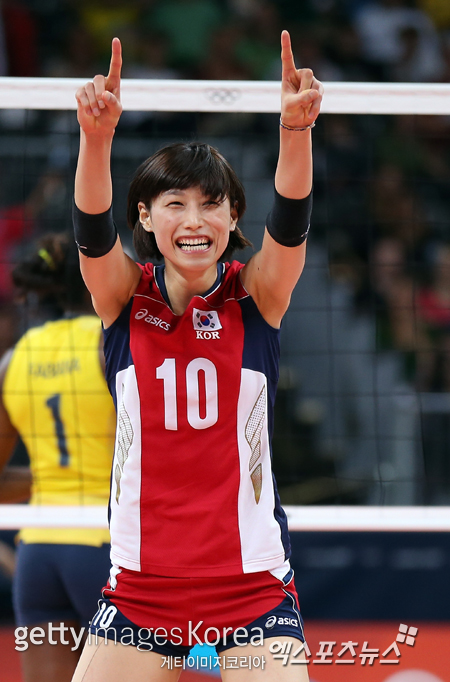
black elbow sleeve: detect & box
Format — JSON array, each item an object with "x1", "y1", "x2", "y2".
[
  {"x1": 266, "y1": 188, "x2": 312, "y2": 247},
  {"x1": 73, "y1": 200, "x2": 117, "y2": 258}
]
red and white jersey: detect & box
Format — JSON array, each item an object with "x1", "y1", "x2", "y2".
[{"x1": 104, "y1": 261, "x2": 291, "y2": 577}]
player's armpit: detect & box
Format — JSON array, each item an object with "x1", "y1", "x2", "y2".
[
  {"x1": 241, "y1": 235, "x2": 307, "y2": 329},
  {"x1": 80, "y1": 238, "x2": 142, "y2": 328}
]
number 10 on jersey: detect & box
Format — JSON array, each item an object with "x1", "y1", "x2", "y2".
[{"x1": 156, "y1": 358, "x2": 218, "y2": 431}]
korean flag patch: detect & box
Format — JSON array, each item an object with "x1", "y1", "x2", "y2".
[{"x1": 193, "y1": 308, "x2": 222, "y2": 331}]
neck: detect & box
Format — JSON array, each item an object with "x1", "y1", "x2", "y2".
[{"x1": 163, "y1": 262, "x2": 218, "y2": 315}]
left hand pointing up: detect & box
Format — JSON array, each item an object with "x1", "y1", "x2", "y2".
[{"x1": 280, "y1": 30, "x2": 323, "y2": 129}]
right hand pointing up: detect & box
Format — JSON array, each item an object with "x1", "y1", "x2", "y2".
[{"x1": 75, "y1": 37, "x2": 123, "y2": 136}]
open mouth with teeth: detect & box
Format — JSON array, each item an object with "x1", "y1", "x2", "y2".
[{"x1": 176, "y1": 238, "x2": 211, "y2": 252}]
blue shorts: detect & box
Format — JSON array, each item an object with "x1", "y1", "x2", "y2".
[
  {"x1": 13, "y1": 542, "x2": 111, "y2": 628},
  {"x1": 89, "y1": 565, "x2": 305, "y2": 656}
]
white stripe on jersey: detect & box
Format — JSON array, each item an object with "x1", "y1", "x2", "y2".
[
  {"x1": 237, "y1": 368, "x2": 286, "y2": 572},
  {"x1": 110, "y1": 366, "x2": 142, "y2": 571},
  {"x1": 270, "y1": 560, "x2": 293, "y2": 584}
]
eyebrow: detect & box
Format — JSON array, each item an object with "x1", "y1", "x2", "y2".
[{"x1": 161, "y1": 188, "x2": 226, "y2": 201}]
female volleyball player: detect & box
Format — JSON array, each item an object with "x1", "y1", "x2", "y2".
[
  {"x1": 72, "y1": 31, "x2": 322, "y2": 681},
  {"x1": 0, "y1": 234, "x2": 116, "y2": 682}
]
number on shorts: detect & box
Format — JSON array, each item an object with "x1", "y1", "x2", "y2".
[{"x1": 92, "y1": 602, "x2": 117, "y2": 629}]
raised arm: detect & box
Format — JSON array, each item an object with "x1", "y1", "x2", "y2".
[
  {"x1": 241, "y1": 30, "x2": 323, "y2": 328},
  {"x1": 75, "y1": 37, "x2": 141, "y2": 327}
]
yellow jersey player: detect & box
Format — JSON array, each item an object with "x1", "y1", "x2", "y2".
[{"x1": 0, "y1": 233, "x2": 115, "y2": 682}]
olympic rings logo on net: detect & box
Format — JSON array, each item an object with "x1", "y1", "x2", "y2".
[{"x1": 204, "y1": 88, "x2": 242, "y2": 105}]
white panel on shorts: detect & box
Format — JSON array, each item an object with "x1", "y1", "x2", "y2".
[
  {"x1": 109, "y1": 366, "x2": 142, "y2": 571},
  {"x1": 237, "y1": 368, "x2": 285, "y2": 572}
]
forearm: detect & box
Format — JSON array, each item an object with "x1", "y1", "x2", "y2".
[
  {"x1": 0, "y1": 466, "x2": 31, "y2": 503},
  {"x1": 73, "y1": 130, "x2": 140, "y2": 325},
  {"x1": 275, "y1": 127, "x2": 313, "y2": 199},
  {"x1": 75, "y1": 131, "x2": 114, "y2": 213}
]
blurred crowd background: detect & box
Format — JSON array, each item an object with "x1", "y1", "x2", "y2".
[
  {"x1": 0, "y1": 0, "x2": 450, "y2": 82},
  {"x1": 2, "y1": 0, "x2": 450, "y2": 83},
  {"x1": 1, "y1": 0, "x2": 450, "y2": 513}
]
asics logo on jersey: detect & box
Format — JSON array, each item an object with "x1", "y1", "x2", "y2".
[
  {"x1": 135, "y1": 309, "x2": 170, "y2": 331},
  {"x1": 193, "y1": 308, "x2": 222, "y2": 339}
]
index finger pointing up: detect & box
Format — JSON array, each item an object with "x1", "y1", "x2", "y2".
[
  {"x1": 106, "y1": 37, "x2": 122, "y2": 96},
  {"x1": 281, "y1": 30, "x2": 296, "y2": 81}
]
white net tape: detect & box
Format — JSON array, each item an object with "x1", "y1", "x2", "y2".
[
  {"x1": 1, "y1": 78, "x2": 449, "y2": 532},
  {"x1": 0, "y1": 78, "x2": 450, "y2": 114},
  {"x1": 0, "y1": 505, "x2": 448, "y2": 531}
]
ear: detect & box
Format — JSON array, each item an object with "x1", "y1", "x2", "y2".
[
  {"x1": 138, "y1": 201, "x2": 152, "y2": 233},
  {"x1": 230, "y1": 204, "x2": 238, "y2": 232}
]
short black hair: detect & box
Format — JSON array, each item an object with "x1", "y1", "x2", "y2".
[
  {"x1": 127, "y1": 142, "x2": 251, "y2": 261},
  {"x1": 12, "y1": 233, "x2": 86, "y2": 311}
]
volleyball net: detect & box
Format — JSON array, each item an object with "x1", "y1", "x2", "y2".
[
  {"x1": 0, "y1": 504, "x2": 449, "y2": 531},
  {"x1": 1, "y1": 78, "x2": 450, "y2": 532},
  {"x1": 1, "y1": 78, "x2": 450, "y2": 114}
]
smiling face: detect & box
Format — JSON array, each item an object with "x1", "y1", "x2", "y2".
[{"x1": 138, "y1": 186, "x2": 238, "y2": 275}]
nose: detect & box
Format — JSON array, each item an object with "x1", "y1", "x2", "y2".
[{"x1": 182, "y1": 203, "x2": 204, "y2": 230}]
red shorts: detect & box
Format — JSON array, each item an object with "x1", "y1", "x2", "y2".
[{"x1": 90, "y1": 564, "x2": 305, "y2": 655}]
